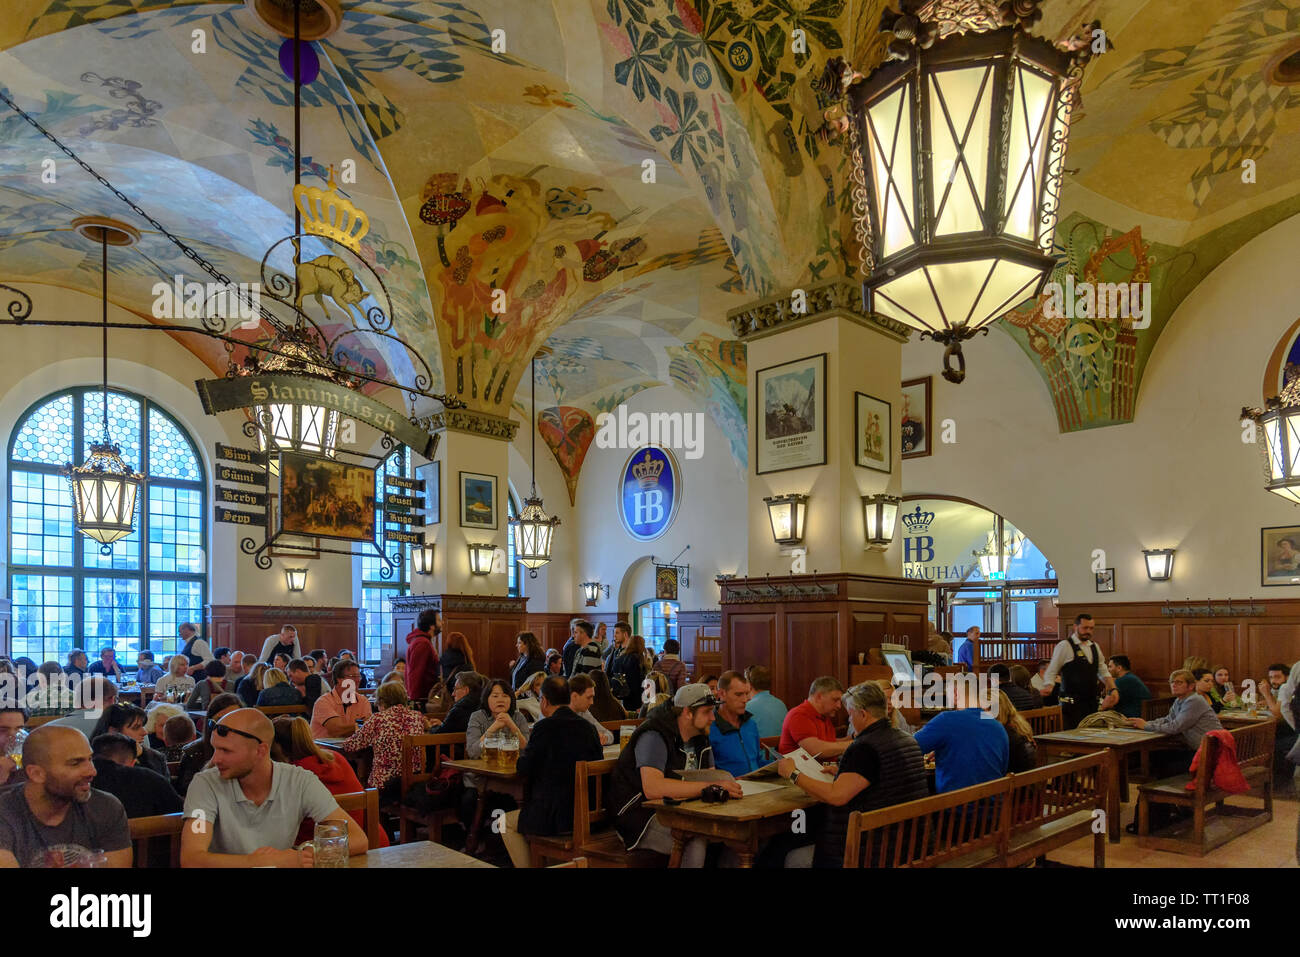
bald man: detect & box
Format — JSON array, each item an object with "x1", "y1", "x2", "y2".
[
  {"x1": 181, "y1": 708, "x2": 367, "y2": 867},
  {"x1": 0, "y1": 725, "x2": 131, "y2": 867}
]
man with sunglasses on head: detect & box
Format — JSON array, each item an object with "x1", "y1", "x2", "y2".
[{"x1": 181, "y1": 708, "x2": 367, "y2": 867}]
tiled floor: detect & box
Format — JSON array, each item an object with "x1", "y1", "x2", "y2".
[{"x1": 1051, "y1": 791, "x2": 1297, "y2": 868}]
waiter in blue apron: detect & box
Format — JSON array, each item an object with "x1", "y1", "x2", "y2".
[{"x1": 1041, "y1": 613, "x2": 1118, "y2": 729}]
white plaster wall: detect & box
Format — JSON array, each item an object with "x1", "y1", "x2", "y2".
[{"x1": 901, "y1": 211, "x2": 1300, "y2": 604}]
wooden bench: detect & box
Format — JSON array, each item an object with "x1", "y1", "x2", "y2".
[
  {"x1": 527, "y1": 757, "x2": 622, "y2": 866},
  {"x1": 601, "y1": 718, "x2": 643, "y2": 732},
  {"x1": 257, "y1": 704, "x2": 309, "y2": 718},
  {"x1": 335, "y1": 788, "x2": 383, "y2": 849},
  {"x1": 1136, "y1": 722, "x2": 1275, "y2": 856},
  {"x1": 129, "y1": 812, "x2": 185, "y2": 868},
  {"x1": 398, "y1": 733, "x2": 465, "y2": 844},
  {"x1": 1142, "y1": 696, "x2": 1175, "y2": 721},
  {"x1": 844, "y1": 753, "x2": 1108, "y2": 868},
  {"x1": 1020, "y1": 705, "x2": 1063, "y2": 736}
]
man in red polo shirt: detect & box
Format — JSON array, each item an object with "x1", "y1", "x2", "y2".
[{"x1": 778, "y1": 676, "x2": 852, "y2": 758}]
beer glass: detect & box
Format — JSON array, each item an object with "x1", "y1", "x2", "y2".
[
  {"x1": 313, "y1": 819, "x2": 349, "y2": 868},
  {"x1": 500, "y1": 734, "x2": 519, "y2": 770},
  {"x1": 619, "y1": 724, "x2": 634, "y2": 752},
  {"x1": 483, "y1": 732, "x2": 500, "y2": 766}
]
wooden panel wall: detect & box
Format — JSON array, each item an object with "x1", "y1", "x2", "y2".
[
  {"x1": 206, "y1": 605, "x2": 360, "y2": 659},
  {"x1": 1059, "y1": 599, "x2": 1300, "y2": 688}
]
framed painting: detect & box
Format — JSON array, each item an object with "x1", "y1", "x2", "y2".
[
  {"x1": 277, "y1": 451, "x2": 376, "y2": 544},
  {"x1": 460, "y1": 471, "x2": 497, "y2": 530},
  {"x1": 1261, "y1": 526, "x2": 1300, "y2": 586},
  {"x1": 854, "y1": 391, "x2": 891, "y2": 473},
  {"x1": 266, "y1": 493, "x2": 320, "y2": 559},
  {"x1": 1095, "y1": 568, "x2": 1115, "y2": 593},
  {"x1": 756, "y1": 353, "x2": 827, "y2": 475},
  {"x1": 901, "y1": 377, "x2": 931, "y2": 459}
]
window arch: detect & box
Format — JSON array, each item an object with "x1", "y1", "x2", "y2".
[
  {"x1": 8, "y1": 388, "x2": 207, "y2": 663},
  {"x1": 506, "y1": 487, "x2": 522, "y2": 598}
]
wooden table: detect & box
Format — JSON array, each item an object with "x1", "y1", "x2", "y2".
[
  {"x1": 348, "y1": 840, "x2": 494, "y2": 868},
  {"x1": 316, "y1": 737, "x2": 372, "y2": 784},
  {"x1": 1217, "y1": 711, "x2": 1274, "y2": 728},
  {"x1": 442, "y1": 757, "x2": 525, "y2": 854},
  {"x1": 646, "y1": 781, "x2": 818, "y2": 867},
  {"x1": 1035, "y1": 728, "x2": 1170, "y2": 842}
]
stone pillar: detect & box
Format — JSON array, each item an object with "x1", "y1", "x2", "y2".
[{"x1": 729, "y1": 277, "x2": 911, "y2": 578}]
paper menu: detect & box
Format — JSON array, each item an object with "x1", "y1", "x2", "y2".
[{"x1": 785, "y1": 746, "x2": 834, "y2": 783}]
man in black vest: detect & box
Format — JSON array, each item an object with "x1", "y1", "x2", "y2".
[
  {"x1": 178, "y1": 623, "x2": 215, "y2": 677},
  {"x1": 1041, "y1": 613, "x2": 1118, "y2": 729},
  {"x1": 778, "y1": 681, "x2": 928, "y2": 867}
]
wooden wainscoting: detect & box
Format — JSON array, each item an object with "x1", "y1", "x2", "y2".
[
  {"x1": 206, "y1": 605, "x2": 360, "y2": 659},
  {"x1": 1058, "y1": 599, "x2": 1300, "y2": 689},
  {"x1": 391, "y1": 594, "x2": 528, "y2": 681}
]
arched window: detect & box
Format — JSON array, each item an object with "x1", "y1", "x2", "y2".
[
  {"x1": 8, "y1": 388, "x2": 207, "y2": 663},
  {"x1": 633, "y1": 599, "x2": 679, "y2": 656},
  {"x1": 506, "y1": 489, "x2": 522, "y2": 598},
  {"x1": 359, "y1": 447, "x2": 411, "y2": 664}
]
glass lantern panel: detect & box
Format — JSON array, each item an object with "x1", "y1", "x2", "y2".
[
  {"x1": 867, "y1": 84, "x2": 917, "y2": 257},
  {"x1": 965, "y1": 259, "x2": 1045, "y2": 330},
  {"x1": 1004, "y1": 66, "x2": 1055, "y2": 241},
  {"x1": 1264, "y1": 418, "x2": 1284, "y2": 479},
  {"x1": 1285, "y1": 411, "x2": 1300, "y2": 477},
  {"x1": 873, "y1": 268, "x2": 939, "y2": 331},
  {"x1": 929, "y1": 66, "x2": 992, "y2": 236}
]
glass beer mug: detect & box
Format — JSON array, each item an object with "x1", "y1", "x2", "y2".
[{"x1": 313, "y1": 819, "x2": 349, "y2": 868}]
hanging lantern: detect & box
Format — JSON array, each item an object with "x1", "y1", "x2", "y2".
[
  {"x1": 245, "y1": 327, "x2": 343, "y2": 472},
  {"x1": 64, "y1": 218, "x2": 144, "y2": 551},
  {"x1": 862, "y1": 493, "x2": 901, "y2": 549},
  {"x1": 511, "y1": 355, "x2": 561, "y2": 577},
  {"x1": 826, "y1": 4, "x2": 1107, "y2": 382},
  {"x1": 1243, "y1": 373, "x2": 1300, "y2": 504}
]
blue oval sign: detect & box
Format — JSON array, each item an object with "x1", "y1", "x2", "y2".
[{"x1": 618, "y1": 446, "x2": 681, "y2": 542}]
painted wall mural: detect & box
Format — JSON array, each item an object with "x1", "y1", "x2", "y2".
[{"x1": 538, "y1": 405, "x2": 598, "y2": 506}]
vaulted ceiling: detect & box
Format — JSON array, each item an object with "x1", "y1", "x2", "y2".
[{"x1": 2, "y1": 0, "x2": 1299, "y2": 498}]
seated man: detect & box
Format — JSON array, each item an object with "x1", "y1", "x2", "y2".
[
  {"x1": 90, "y1": 732, "x2": 182, "y2": 818},
  {"x1": 1125, "y1": 669, "x2": 1223, "y2": 778},
  {"x1": 0, "y1": 725, "x2": 131, "y2": 867},
  {"x1": 46, "y1": 677, "x2": 117, "y2": 739},
  {"x1": 1105, "y1": 655, "x2": 1151, "y2": 718},
  {"x1": 432, "y1": 671, "x2": 484, "y2": 735},
  {"x1": 709, "y1": 670, "x2": 764, "y2": 776},
  {"x1": 568, "y1": 674, "x2": 614, "y2": 746},
  {"x1": 913, "y1": 675, "x2": 1009, "y2": 793},
  {"x1": 87, "y1": 645, "x2": 125, "y2": 680},
  {"x1": 135, "y1": 651, "x2": 166, "y2": 686},
  {"x1": 987, "y1": 664, "x2": 1039, "y2": 713},
  {"x1": 779, "y1": 676, "x2": 852, "y2": 759},
  {"x1": 606, "y1": 684, "x2": 742, "y2": 866},
  {"x1": 1259, "y1": 662, "x2": 1298, "y2": 784},
  {"x1": 744, "y1": 665, "x2": 787, "y2": 740},
  {"x1": 500, "y1": 676, "x2": 604, "y2": 868},
  {"x1": 0, "y1": 706, "x2": 28, "y2": 788},
  {"x1": 778, "y1": 682, "x2": 929, "y2": 867},
  {"x1": 181, "y1": 708, "x2": 367, "y2": 867},
  {"x1": 309, "y1": 659, "x2": 373, "y2": 738},
  {"x1": 287, "y1": 658, "x2": 327, "y2": 709}
]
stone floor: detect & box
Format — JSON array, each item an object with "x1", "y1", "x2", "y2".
[{"x1": 1051, "y1": 788, "x2": 1297, "y2": 868}]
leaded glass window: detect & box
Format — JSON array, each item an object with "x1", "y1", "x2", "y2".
[{"x1": 359, "y1": 448, "x2": 410, "y2": 664}]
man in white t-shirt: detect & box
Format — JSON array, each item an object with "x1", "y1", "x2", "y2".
[{"x1": 1040, "y1": 613, "x2": 1118, "y2": 729}]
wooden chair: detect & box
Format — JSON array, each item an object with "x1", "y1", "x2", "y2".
[
  {"x1": 692, "y1": 635, "x2": 722, "y2": 681},
  {"x1": 1020, "y1": 705, "x2": 1063, "y2": 736},
  {"x1": 257, "y1": 704, "x2": 309, "y2": 718},
  {"x1": 398, "y1": 732, "x2": 465, "y2": 844},
  {"x1": 334, "y1": 788, "x2": 383, "y2": 849},
  {"x1": 1137, "y1": 722, "x2": 1276, "y2": 855},
  {"x1": 129, "y1": 813, "x2": 185, "y2": 868},
  {"x1": 573, "y1": 758, "x2": 627, "y2": 866},
  {"x1": 528, "y1": 757, "x2": 622, "y2": 867}
]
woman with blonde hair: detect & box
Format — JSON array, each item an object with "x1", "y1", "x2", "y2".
[
  {"x1": 256, "y1": 667, "x2": 304, "y2": 706},
  {"x1": 514, "y1": 671, "x2": 548, "y2": 724},
  {"x1": 153, "y1": 654, "x2": 196, "y2": 702},
  {"x1": 236, "y1": 660, "x2": 269, "y2": 706},
  {"x1": 990, "y1": 691, "x2": 1036, "y2": 772}
]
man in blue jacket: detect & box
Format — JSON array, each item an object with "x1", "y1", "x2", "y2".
[{"x1": 709, "y1": 670, "x2": 765, "y2": 776}]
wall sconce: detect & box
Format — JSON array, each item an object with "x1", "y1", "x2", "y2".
[
  {"x1": 285, "y1": 568, "x2": 307, "y2": 592},
  {"x1": 580, "y1": 581, "x2": 610, "y2": 606},
  {"x1": 764, "y1": 493, "x2": 808, "y2": 547},
  {"x1": 412, "y1": 540, "x2": 435, "y2": 576},
  {"x1": 467, "y1": 543, "x2": 495, "y2": 576},
  {"x1": 1143, "y1": 548, "x2": 1175, "y2": 581},
  {"x1": 861, "y1": 493, "x2": 900, "y2": 550}
]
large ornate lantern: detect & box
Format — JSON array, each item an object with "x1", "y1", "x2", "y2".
[
  {"x1": 825, "y1": 0, "x2": 1106, "y2": 382},
  {"x1": 248, "y1": 326, "x2": 342, "y2": 468},
  {"x1": 511, "y1": 356, "x2": 560, "y2": 576},
  {"x1": 1243, "y1": 373, "x2": 1300, "y2": 504}
]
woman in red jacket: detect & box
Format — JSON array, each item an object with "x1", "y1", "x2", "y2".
[{"x1": 271, "y1": 716, "x2": 389, "y2": 847}]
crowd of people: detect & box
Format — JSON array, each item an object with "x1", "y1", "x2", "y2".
[{"x1": 2, "y1": 610, "x2": 1296, "y2": 868}]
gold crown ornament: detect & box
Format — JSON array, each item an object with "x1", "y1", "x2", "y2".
[
  {"x1": 293, "y1": 166, "x2": 369, "y2": 253},
  {"x1": 632, "y1": 451, "x2": 664, "y2": 490}
]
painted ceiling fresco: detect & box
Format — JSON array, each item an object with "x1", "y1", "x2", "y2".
[{"x1": 3, "y1": 0, "x2": 1300, "y2": 500}]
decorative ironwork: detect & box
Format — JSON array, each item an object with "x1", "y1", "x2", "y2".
[{"x1": 0, "y1": 282, "x2": 32, "y2": 321}]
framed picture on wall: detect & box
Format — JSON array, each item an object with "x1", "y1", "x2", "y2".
[
  {"x1": 901, "y1": 376, "x2": 931, "y2": 458},
  {"x1": 854, "y1": 391, "x2": 891, "y2": 473},
  {"x1": 756, "y1": 353, "x2": 827, "y2": 474},
  {"x1": 265, "y1": 494, "x2": 321, "y2": 559},
  {"x1": 1261, "y1": 525, "x2": 1300, "y2": 586},
  {"x1": 1095, "y1": 568, "x2": 1115, "y2": 593},
  {"x1": 459, "y1": 471, "x2": 498, "y2": 529}
]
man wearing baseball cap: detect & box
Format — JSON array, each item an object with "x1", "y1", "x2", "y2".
[{"x1": 606, "y1": 683, "x2": 742, "y2": 866}]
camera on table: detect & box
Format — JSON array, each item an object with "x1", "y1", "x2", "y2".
[{"x1": 700, "y1": 784, "x2": 733, "y2": 804}]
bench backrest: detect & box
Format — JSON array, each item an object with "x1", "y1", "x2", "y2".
[
  {"x1": 1005, "y1": 752, "x2": 1107, "y2": 832},
  {"x1": 334, "y1": 788, "x2": 382, "y2": 848},
  {"x1": 1019, "y1": 705, "x2": 1063, "y2": 736},
  {"x1": 1142, "y1": 696, "x2": 1175, "y2": 720},
  {"x1": 844, "y1": 775, "x2": 1011, "y2": 868},
  {"x1": 601, "y1": 718, "x2": 643, "y2": 732},
  {"x1": 1227, "y1": 721, "x2": 1275, "y2": 775},
  {"x1": 129, "y1": 812, "x2": 185, "y2": 868},
  {"x1": 573, "y1": 758, "x2": 618, "y2": 846},
  {"x1": 257, "y1": 704, "x2": 308, "y2": 718},
  {"x1": 399, "y1": 732, "x2": 466, "y2": 795}
]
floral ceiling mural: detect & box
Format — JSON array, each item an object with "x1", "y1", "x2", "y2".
[{"x1": 4, "y1": 0, "x2": 1300, "y2": 485}]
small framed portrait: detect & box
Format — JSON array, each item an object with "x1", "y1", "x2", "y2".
[
  {"x1": 1261, "y1": 526, "x2": 1300, "y2": 586},
  {"x1": 901, "y1": 376, "x2": 932, "y2": 459},
  {"x1": 854, "y1": 392, "x2": 891, "y2": 473},
  {"x1": 656, "y1": 565, "x2": 678, "y2": 600},
  {"x1": 459, "y1": 471, "x2": 498, "y2": 530},
  {"x1": 1095, "y1": 568, "x2": 1115, "y2": 593},
  {"x1": 756, "y1": 353, "x2": 827, "y2": 474}
]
